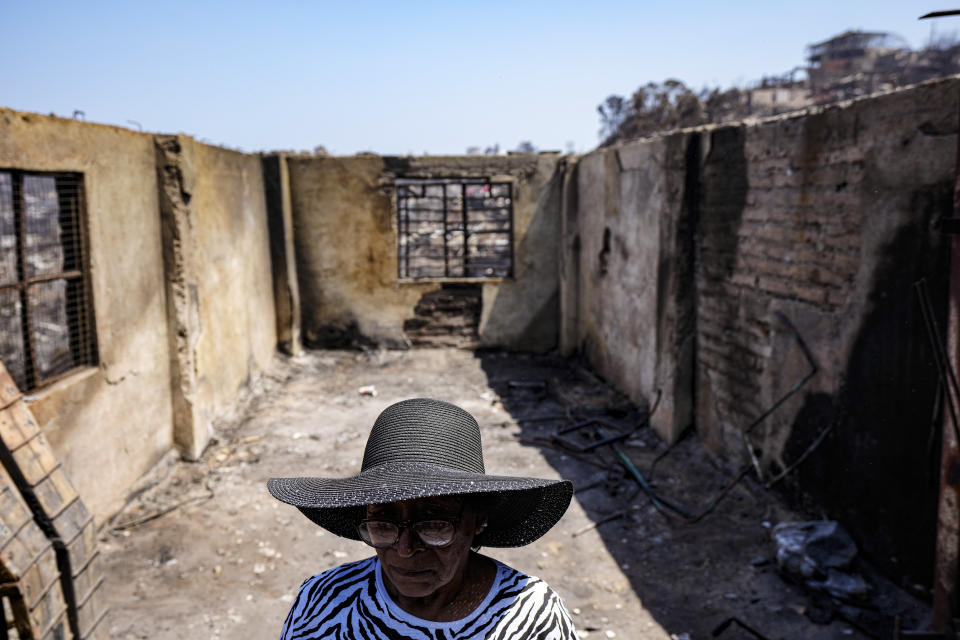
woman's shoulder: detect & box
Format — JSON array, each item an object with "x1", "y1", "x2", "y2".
[
  {"x1": 296, "y1": 556, "x2": 377, "y2": 595},
  {"x1": 280, "y1": 557, "x2": 380, "y2": 639},
  {"x1": 489, "y1": 559, "x2": 547, "y2": 587},
  {"x1": 484, "y1": 560, "x2": 578, "y2": 639},
  {"x1": 487, "y1": 559, "x2": 566, "y2": 602}
]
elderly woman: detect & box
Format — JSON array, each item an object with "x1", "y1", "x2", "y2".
[{"x1": 268, "y1": 398, "x2": 579, "y2": 639}]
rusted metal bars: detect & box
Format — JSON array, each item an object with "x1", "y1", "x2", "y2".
[
  {"x1": 74, "y1": 180, "x2": 97, "y2": 380},
  {"x1": 406, "y1": 188, "x2": 412, "y2": 278},
  {"x1": 460, "y1": 183, "x2": 468, "y2": 277},
  {"x1": 507, "y1": 182, "x2": 515, "y2": 278},
  {"x1": 2, "y1": 171, "x2": 95, "y2": 391},
  {"x1": 711, "y1": 616, "x2": 771, "y2": 640},
  {"x1": 394, "y1": 185, "x2": 402, "y2": 280},
  {"x1": 10, "y1": 173, "x2": 37, "y2": 392},
  {"x1": 0, "y1": 270, "x2": 84, "y2": 291},
  {"x1": 606, "y1": 427, "x2": 752, "y2": 525},
  {"x1": 553, "y1": 312, "x2": 819, "y2": 528},
  {"x1": 915, "y1": 279, "x2": 960, "y2": 446},
  {"x1": 552, "y1": 419, "x2": 634, "y2": 452},
  {"x1": 742, "y1": 311, "x2": 818, "y2": 436},
  {"x1": 395, "y1": 178, "x2": 512, "y2": 279},
  {"x1": 442, "y1": 184, "x2": 449, "y2": 276},
  {"x1": 552, "y1": 409, "x2": 748, "y2": 525}
]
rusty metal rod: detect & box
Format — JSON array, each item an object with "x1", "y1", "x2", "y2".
[
  {"x1": 556, "y1": 419, "x2": 597, "y2": 435},
  {"x1": 572, "y1": 510, "x2": 625, "y2": 537},
  {"x1": 764, "y1": 422, "x2": 836, "y2": 489},
  {"x1": 517, "y1": 414, "x2": 567, "y2": 423},
  {"x1": 648, "y1": 425, "x2": 693, "y2": 480},
  {"x1": 915, "y1": 278, "x2": 960, "y2": 446},
  {"x1": 609, "y1": 429, "x2": 753, "y2": 525},
  {"x1": 514, "y1": 435, "x2": 620, "y2": 471},
  {"x1": 711, "y1": 616, "x2": 771, "y2": 639},
  {"x1": 551, "y1": 404, "x2": 752, "y2": 525},
  {"x1": 742, "y1": 311, "x2": 819, "y2": 436}
]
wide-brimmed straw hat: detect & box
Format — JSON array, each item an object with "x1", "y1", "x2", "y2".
[{"x1": 267, "y1": 398, "x2": 573, "y2": 547}]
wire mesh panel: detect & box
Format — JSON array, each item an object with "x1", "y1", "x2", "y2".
[
  {"x1": 0, "y1": 176, "x2": 15, "y2": 288},
  {"x1": 396, "y1": 178, "x2": 513, "y2": 280},
  {"x1": 0, "y1": 171, "x2": 95, "y2": 391},
  {"x1": 0, "y1": 292, "x2": 25, "y2": 394},
  {"x1": 23, "y1": 177, "x2": 65, "y2": 280},
  {"x1": 27, "y1": 281, "x2": 73, "y2": 382}
]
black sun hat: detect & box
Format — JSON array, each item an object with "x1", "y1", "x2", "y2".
[{"x1": 267, "y1": 398, "x2": 574, "y2": 547}]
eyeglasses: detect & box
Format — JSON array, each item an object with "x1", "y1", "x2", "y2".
[{"x1": 357, "y1": 503, "x2": 465, "y2": 549}]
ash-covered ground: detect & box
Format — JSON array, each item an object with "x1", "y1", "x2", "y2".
[{"x1": 101, "y1": 349, "x2": 927, "y2": 639}]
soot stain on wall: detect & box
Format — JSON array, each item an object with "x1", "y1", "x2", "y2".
[
  {"x1": 696, "y1": 125, "x2": 749, "y2": 449},
  {"x1": 699, "y1": 126, "x2": 748, "y2": 281},
  {"x1": 598, "y1": 227, "x2": 611, "y2": 277},
  {"x1": 303, "y1": 318, "x2": 378, "y2": 350},
  {"x1": 403, "y1": 284, "x2": 482, "y2": 348},
  {"x1": 782, "y1": 182, "x2": 952, "y2": 590},
  {"x1": 674, "y1": 133, "x2": 701, "y2": 414}
]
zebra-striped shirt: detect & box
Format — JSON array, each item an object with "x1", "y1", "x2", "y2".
[{"x1": 280, "y1": 556, "x2": 579, "y2": 639}]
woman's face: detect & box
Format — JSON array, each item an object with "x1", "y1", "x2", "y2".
[{"x1": 365, "y1": 496, "x2": 483, "y2": 602}]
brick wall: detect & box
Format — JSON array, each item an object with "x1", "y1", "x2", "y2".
[
  {"x1": 697, "y1": 80, "x2": 957, "y2": 586},
  {"x1": 565, "y1": 77, "x2": 960, "y2": 587},
  {"x1": 697, "y1": 81, "x2": 954, "y2": 450}
]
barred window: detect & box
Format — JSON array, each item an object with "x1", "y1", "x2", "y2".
[
  {"x1": 0, "y1": 171, "x2": 97, "y2": 391},
  {"x1": 396, "y1": 178, "x2": 513, "y2": 280}
]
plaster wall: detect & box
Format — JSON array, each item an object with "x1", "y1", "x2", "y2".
[
  {"x1": 288, "y1": 154, "x2": 565, "y2": 351},
  {"x1": 191, "y1": 143, "x2": 276, "y2": 427},
  {"x1": 566, "y1": 135, "x2": 695, "y2": 441},
  {"x1": 0, "y1": 109, "x2": 173, "y2": 521}
]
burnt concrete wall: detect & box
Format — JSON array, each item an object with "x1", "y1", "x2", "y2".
[
  {"x1": 0, "y1": 111, "x2": 280, "y2": 521},
  {"x1": 1, "y1": 78, "x2": 954, "y2": 588},
  {"x1": 262, "y1": 154, "x2": 302, "y2": 356},
  {"x1": 288, "y1": 154, "x2": 565, "y2": 351},
  {"x1": 156, "y1": 136, "x2": 277, "y2": 459},
  {"x1": 562, "y1": 77, "x2": 958, "y2": 587},
  {"x1": 192, "y1": 143, "x2": 277, "y2": 433},
  {"x1": 0, "y1": 109, "x2": 174, "y2": 520},
  {"x1": 562, "y1": 134, "x2": 697, "y2": 443}
]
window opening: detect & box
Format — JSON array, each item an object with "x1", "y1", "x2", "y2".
[
  {"x1": 395, "y1": 178, "x2": 513, "y2": 280},
  {"x1": 0, "y1": 171, "x2": 97, "y2": 391}
]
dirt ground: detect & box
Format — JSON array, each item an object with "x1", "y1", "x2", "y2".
[{"x1": 100, "y1": 348, "x2": 928, "y2": 639}]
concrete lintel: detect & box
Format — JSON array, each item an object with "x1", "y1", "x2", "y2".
[{"x1": 155, "y1": 134, "x2": 208, "y2": 460}]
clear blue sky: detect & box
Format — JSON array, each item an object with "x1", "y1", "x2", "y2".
[{"x1": 0, "y1": 1, "x2": 945, "y2": 155}]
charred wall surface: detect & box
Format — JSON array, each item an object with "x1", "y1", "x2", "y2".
[
  {"x1": 563, "y1": 133, "x2": 696, "y2": 442},
  {"x1": 698, "y1": 80, "x2": 956, "y2": 586},
  {"x1": 0, "y1": 110, "x2": 281, "y2": 520},
  {"x1": 564, "y1": 77, "x2": 959, "y2": 588},
  {"x1": 403, "y1": 284, "x2": 482, "y2": 348},
  {"x1": 155, "y1": 136, "x2": 278, "y2": 459},
  {"x1": 287, "y1": 154, "x2": 565, "y2": 351},
  {"x1": 0, "y1": 78, "x2": 956, "y2": 590},
  {"x1": 262, "y1": 154, "x2": 302, "y2": 356}
]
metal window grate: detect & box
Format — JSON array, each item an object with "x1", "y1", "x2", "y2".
[
  {"x1": 0, "y1": 171, "x2": 97, "y2": 391},
  {"x1": 396, "y1": 178, "x2": 514, "y2": 280}
]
